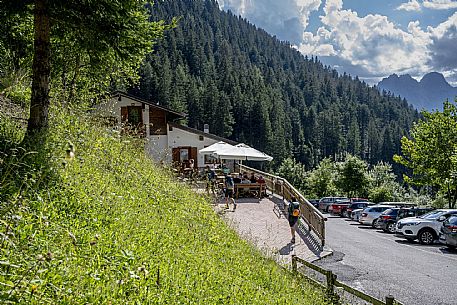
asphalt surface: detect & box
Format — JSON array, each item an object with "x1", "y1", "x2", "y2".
[{"x1": 315, "y1": 216, "x2": 457, "y2": 305}]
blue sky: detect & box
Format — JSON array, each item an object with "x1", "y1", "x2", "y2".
[{"x1": 217, "y1": 0, "x2": 457, "y2": 85}]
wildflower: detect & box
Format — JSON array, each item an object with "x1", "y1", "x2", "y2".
[
  {"x1": 129, "y1": 271, "x2": 140, "y2": 279},
  {"x1": 31, "y1": 284, "x2": 38, "y2": 294}
]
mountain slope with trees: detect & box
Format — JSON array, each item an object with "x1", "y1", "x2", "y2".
[{"x1": 130, "y1": 0, "x2": 420, "y2": 172}]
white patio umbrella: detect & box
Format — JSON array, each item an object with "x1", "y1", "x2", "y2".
[
  {"x1": 214, "y1": 143, "x2": 273, "y2": 161},
  {"x1": 199, "y1": 141, "x2": 235, "y2": 155}
]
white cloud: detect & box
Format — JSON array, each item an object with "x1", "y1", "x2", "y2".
[
  {"x1": 423, "y1": 0, "x2": 457, "y2": 10},
  {"x1": 217, "y1": 0, "x2": 322, "y2": 45},
  {"x1": 218, "y1": 0, "x2": 457, "y2": 85},
  {"x1": 427, "y1": 12, "x2": 457, "y2": 84},
  {"x1": 396, "y1": 0, "x2": 422, "y2": 11},
  {"x1": 299, "y1": 1, "x2": 431, "y2": 77}
]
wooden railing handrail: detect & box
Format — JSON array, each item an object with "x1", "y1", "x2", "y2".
[
  {"x1": 292, "y1": 255, "x2": 403, "y2": 305},
  {"x1": 238, "y1": 164, "x2": 326, "y2": 246}
]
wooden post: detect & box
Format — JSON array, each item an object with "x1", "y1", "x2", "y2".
[
  {"x1": 332, "y1": 273, "x2": 339, "y2": 303},
  {"x1": 325, "y1": 270, "x2": 334, "y2": 298},
  {"x1": 386, "y1": 295, "x2": 394, "y2": 305},
  {"x1": 281, "y1": 181, "x2": 284, "y2": 200},
  {"x1": 292, "y1": 254, "x2": 297, "y2": 273}
]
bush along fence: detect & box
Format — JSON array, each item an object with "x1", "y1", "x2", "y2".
[
  {"x1": 291, "y1": 255, "x2": 404, "y2": 305},
  {"x1": 239, "y1": 164, "x2": 327, "y2": 247}
]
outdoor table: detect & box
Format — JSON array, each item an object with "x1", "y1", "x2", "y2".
[{"x1": 234, "y1": 183, "x2": 263, "y2": 199}]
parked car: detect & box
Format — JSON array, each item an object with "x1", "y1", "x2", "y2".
[
  {"x1": 351, "y1": 208, "x2": 366, "y2": 221},
  {"x1": 359, "y1": 205, "x2": 393, "y2": 227},
  {"x1": 350, "y1": 198, "x2": 369, "y2": 203},
  {"x1": 396, "y1": 209, "x2": 457, "y2": 245},
  {"x1": 307, "y1": 199, "x2": 320, "y2": 208},
  {"x1": 379, "y1": 207, "x2": 435, "y2": 233},
  {"x1": 330, "y1": 200, "x2": 352, "y2": 216},
  {"x1": 378, "y1": 208, "x2": 401, "y2": 233},
  {"x1": 345, "y1": 202, "x2": 374, "y2": 218},
  {"x1": 440, "y1": 215, "x2": 457, "y2": 250},
  {"x1": 377, "y1": 201, "x2": 416, "y2": 208},
  {"x1": 318, "y1": 197, "x2": 349, "y2": 213}
]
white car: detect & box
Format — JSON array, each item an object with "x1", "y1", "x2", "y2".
[
  {"x1": 395, "y1": 209, "x2": 457, "y2": 245},
  {"x1": 359, "y1": 205, "x2": 392, "y2": 227},
  {"x1": 351, "y1": 208, "x2": 364, "y2": 221}
]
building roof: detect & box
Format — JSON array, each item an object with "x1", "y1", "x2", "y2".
[
  {"x1": 168, "y1": 122, "x2": 238, "y2": 145},
  {"x1": 111, "y1": 91, "x2": 186, "y2": 120}
]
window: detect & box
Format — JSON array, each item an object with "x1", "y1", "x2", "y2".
[
  {"x1": 150, "y1": 109, "x2": 167, "y2": 135},
  {"x1": 180, "y1": 149, "x2": 189, "y2": 162},
  {"x1": 150, "y1": 116, "x2": 167, "y2": 135},
  {"x1": 121, "y1": 106, "x2": 144, "y2": 137},
  {"x1": 128, "y1": 107, "x2": 141, "y2": 126}
]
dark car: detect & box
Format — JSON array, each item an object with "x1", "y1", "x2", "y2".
[
  {"x1": 345, "y1": 202, "x2": 373, "y2": 218},
  {"x1": 379, "y1": 207, "x2": 434, "y2": 233},
  {"x1": 378, "y1": 208, "x2": 401, "y2": 233},
  {"x1": 440, "y1": 215, "x2": 457, "y2": 250},
  {"x1": 307, "y1": 199, "x2": 320, "y2": 208}
]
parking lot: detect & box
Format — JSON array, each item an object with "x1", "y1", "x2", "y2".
[{"x1": 316, "y1": 215, "x2": 457, "y2": 305}]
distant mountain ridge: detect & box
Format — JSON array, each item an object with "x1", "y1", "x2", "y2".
[{"x1": 378, "y1": 72, "x2": 457, "y2": 111}]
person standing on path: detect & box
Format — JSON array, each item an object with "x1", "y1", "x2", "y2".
[
  {"x1": 288, "y1": 197, "x2": 300, "y2": 243},
  {"x1": 224, "y1": 173, "x2": 236, "y2": 210},
  {"x1": 205, "y1": 166, "x2": 216, "y2": 196}
]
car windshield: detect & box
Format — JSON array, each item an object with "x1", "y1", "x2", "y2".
[
  {"x1": 447, "y1": 216, "x2": 457, "y2": 225},
  {"x1": 382, "y1": 209, "x2": 398, "y2": 215},
  {"x1": 419, "y1": 210, "x2": 445, "y2": 220}
]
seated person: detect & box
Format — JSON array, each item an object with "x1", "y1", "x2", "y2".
[
  {"x1": 256, "y1": 175, "x2": 266, "y2": 197},
  {"x1": 250, "y1": 173, "x2": 257, "y2": 183},
  {"x1": 241, "y1": 178, "x2": 250, "y2": 184},
  {"x1": 256, "y1": 175, "x2": 265, "y2": 184},
  {"x1": 222, "y1": 164, "x2": 230, "y2": 174},
  {"x1": 242, "y1": 172, "x2": 249, "y2": 180},
  {"x1": 233, "y1": 175, "x2": 241, "y2": 183}
]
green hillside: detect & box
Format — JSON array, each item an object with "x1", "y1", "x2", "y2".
[{"x1": 0, "y1": 104, "x2": 328, "y2": 304}]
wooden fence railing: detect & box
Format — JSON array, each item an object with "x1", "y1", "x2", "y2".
[
  {"x1": 292, "y1": 255, "x2": 404, "y2": 305},
  {"x1": 238, "y1": 164, "x2": 327, "y2": 246}
]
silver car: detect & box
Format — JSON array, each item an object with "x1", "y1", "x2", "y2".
[
  {"x1": 359, "y1": 205, "x2": 393, "y2": 227},
  {"x1": 351, "y1": 208, "x2": 364, "y2": 221}
]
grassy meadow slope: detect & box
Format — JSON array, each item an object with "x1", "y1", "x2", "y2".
[{"x1": 0, "y1": 101, "x2": 327, "y2": 304}]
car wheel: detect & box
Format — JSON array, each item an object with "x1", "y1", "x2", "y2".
[
  {"x1": 418, "y1": 229, "x2": 435, "y2": 245},
  {"x1": 372, "y1": 218, "x2": 380, "y2": 228},
  {"x1": 342, "y1": 211, "x2": 347, "y2": 218},
  {"x1": 387, "y1": 222, "x2": 396, "y2": 234}
]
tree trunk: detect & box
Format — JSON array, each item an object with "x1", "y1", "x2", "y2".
[{"x1": 27, "y1": 0, "x2": 51, "y2": 133}]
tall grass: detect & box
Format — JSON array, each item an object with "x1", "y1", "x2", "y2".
[{"x1": 0, "y1": 101, "x2": 327, "y2": 304}]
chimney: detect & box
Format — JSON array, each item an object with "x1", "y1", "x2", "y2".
[{"x1": 203, "y1": 124, "x2": 209, "y2": 133}]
